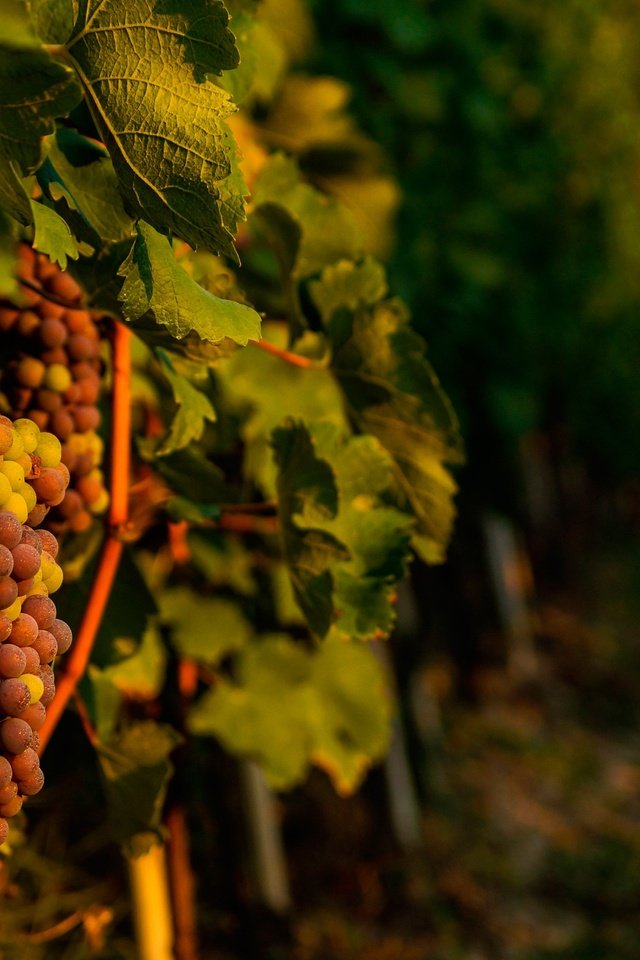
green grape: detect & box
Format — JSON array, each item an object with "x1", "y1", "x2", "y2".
[
  {"x1": 4, "y1": 493, "x2": 28, "y2": 524},
  {"x1": 20, "y1": 674, "x2": 44, "y2": 705},
  {"x1": 13, "y1": 418, "x2": 40, "y2": 454},
  {"x1": 43, "y1": 364, "x2": 72, "y2": 393},
  {"x1": 0, "y1": 461, "x2": 25, "y2": 491},
  {"x1": 34, "y1": 433, "x2": 62, "y2": 468}
]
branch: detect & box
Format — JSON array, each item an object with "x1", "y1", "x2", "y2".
[
  {"x1": 166, "y1": 806, "x2": 200, "y2": 960},
  {"x1": 250, "y1": 339, "x2": 317, "y2": 369},
  {"x1": 39, "y1": 321, "x2": 131, "y2": 754}
]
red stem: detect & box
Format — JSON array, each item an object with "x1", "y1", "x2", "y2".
[
  {"x1": 39, "y1": 321, "x2": 131, "y2": 754},
  {"x1": 251, "y1": 339, "x2": 317, "y2": 369}
]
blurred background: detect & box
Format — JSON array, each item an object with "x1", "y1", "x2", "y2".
[{"x1": 225, "y1": 0, "x2": 640, "y2": 956}]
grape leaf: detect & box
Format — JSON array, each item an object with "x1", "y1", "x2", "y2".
[
  {"x1": 30, "y1": 199, "x2": 80, "y2": 268},
  {"x1": 253, "y1": 154, "x2": 361, "y2": 279},
  {"x1": 160, "y1": 587, "x2": 252, "y2": 665},
  {"x1": 27, "y1": 0, "x2": 74, "y2": 43},
  {"x1": 272, "y1": 420, "x2": 348, "y2": 637},
  {"x1": 103, "y1": 624, "x2": 167, "y2": 700},
  {"x1": 216, "y1": 323, "x2": 347, "y2": 494},
  {"x1": 39, "y1": 133, "x2": 134, "y2": 244},
  {"x1": 0, "y1": 159, "x2": 32, "y2": 225},
  {"x1": 154, "y1": 360, "x2": 216, "y2": 457},
  {"x1": 319, "y1": 289, "x2": 463, "y2": 564},
  {"x1": 0, "y1": 5, "x2": 81, "y2": 174},
  {"x1": 309, "y1": 257, "x2": 388, "y2": 326},
  {"x1": 0, "y1": 210, "x2": 18, "y2": 295},
  {"x1": 188, "y1": 533, "x2": 257, "y2": 596},
  {"x1": 97, "y1": 720, "x2": 181, "y2": 855},
  {"x1": 119, "y1": 221, "x2": 261, "y2": 346},
  {"x1": 65, "y1": 0, "x2": 244, "y2": 257},
  {"x1": 273, "y1": 420, "x2": 413, "y2": 640},
  {"x1": 188, "y1": 634, "x2": 391, "y2": 794}
]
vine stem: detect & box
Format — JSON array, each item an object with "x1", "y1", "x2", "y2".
[
  {"x1": 251, "y1": 339, "x2": 317, "y2": 369},
  {"x1": 38, "y1": 322, "x2": 132, "y2": 754}
]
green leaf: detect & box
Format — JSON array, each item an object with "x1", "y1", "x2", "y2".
[
  {"x1": 253, "y1": 154, "x2": 362, "y2": 279},
  {"x1": 2, "y1": 0, "x2": 46, "y2": 48},
  {"x1": 65, "y1": 0, "x2": 244, "y2": 257},
  {"x1": 273, "y1": 421, "x2": 413, "y2": 640},
  {"x1": 30, "y1": 199, "x2": 80, "y2": 268},
  {"x1": 97, "y1": 721, "x2": 181, "y2": 855},
  {"x1": 0, "y1": 210, "x2": 18, "y2": 296},
  {"x1": 325, "y1": 296, "x2": 463, "y2": 564},
  {"x1": 147, "y1": 445, "x2": 234, "y2": 506},
  {"x1": 39, "y1": 132, "x2": 134, "y2": 244},
  {"x1": 119, "y1": 221, "x2": 261, "y2": 346},
  {"x1": 160, "y1": 586, "x2": 252, "y2": 665},
  {"x1": 27, "y1": 0, "x2": 75, "y2": 43},
  {"x1": 103, "y1": 624, "x2": 167, "y2": 700},
  {"x1": 188, "y1": 634, "x2": 391, "y2": 794},
  {"x1": 272, "y1": 420, "x2": 348, "y2": 637},
  {"x1": 217, "y1": 323, "x2": 348, "y2": 495},
  {"x1": 0, "y1": 12, "x2": 81, "y2": 174},
  {"x1": 0, "y1": 159, "x2": 32, "y2": 225},
  {"x1": 154, "y1": 359, "x2": 216, "y2": 457},
  {"x1": 309, "y1": 257, "x2": 388, "y2": 326},
  {"x1": 188, "y1": 532, "x2": 257, "y2": 596}
]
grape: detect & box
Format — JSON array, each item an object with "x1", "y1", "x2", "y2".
[
  {"x1": 35, "y1": 529, "x2": 58, "y2": 558},
  {"x1": 22, "y1": 647, "x2": 40, "y2": 674},
  {"x1": 49, "y1": 409, "x2": 74, "y2": 441},
  {"x1": 0, "y1": 717, "x2": 33, "y2": 753},
  {"x1": 27, "y1": 410, "x2": 49, "y2": 431},
  {"x1": 18, "y1": 482, "x2": 37, "y2": 513},
  {"x1": 0, "y1": 795, "x2": 23, "y2": 818},
  {"x1": 0, "y1": 545, "x2": 13, "y2": 578},
  {"x1": 19, "y1": 767, "x2": 45, "y2": 796},
  {"x1": 4, "y1": 494, "x2": 28, "y2": 524},
  {"x1": 1, "y1": 598, "x2": 21, "y2": 622},
  {"x1": 36, "y1": 388, "x2": 63, "y2": 413},
  {"x1": 10, "y1": 614, "x2": 38, "y2": 648},
  {"x1": 20, "y1": 527, "x2": 42, "y2": 553},
  {"x1": 48, "y1": 270, "x2": 81, "y2": 302},
  {"x1": 0, "y1": 755, "x2": 12, "y2": 788},
  {"x1": 16, "y1": 578, "x2": 34, "y2": 597},
  {"x1": 33, "y1": 630, "x2": 57, "y2": 664},
  {"x1": 11, "y1": 543, "x2": 41, "y2": 580},
  {"x1": 56, "y1": 489, "x2": 83, "y2": 519},
  {"x1": 16, "y1": 357, "x2": 45, "y2": 390},
  {"x1": 44, "y1": 364, "x2": 72, "y2": 393},
  {"x1": 0, "y1": 678, "x2": 30, "y2": 715},
  {"x1": 0, "y1": 617, "x2": 12, "y2": 642},
  {"x1": 21, "y1": 701, "x2": 46, "y2": 731},
  {"x1": 13, "y1": 418, "x2": 40, "y2": 454},
  {"x1": 50, "y1": 619, "x2": 72, "y2": 656},
  {"x1": 31, "y1": 469, "x2": 66, "y2": 505},
  {"x1": 69, "y1": 511, "x2": 92, "y2": 533},
  {"x1": 34, "y1": 433, "x2": 62, "y2": 468},
  {"x1": 35, "y1": 666, "x2": 54, "y2": 706},
  {"x1": 41, "y1": 346, "x2": 68, "y2": 366},
  {"x1": 0, "y1": 463, "x2": 24, "y2": 492},
  {"x1": 0, "y1": 782, "x2": 18, "y2": 804},
  {"x1": 26, "y1": 504, "x2": 48, "y2": 528},
  {"x1": 10, "y1": 747, "x2": 39, "y2": 780},
  {"x1": 39, "y1": 317, "x2": 67, "y2": 348},
  {"x1": 0, "y1": 644, "x2": 27, "y2": 679},
  {"x1": 73, "y1": 406, "x2": 101, "y2": 432},
  {"x1": 0, "y1": 424, "x2": 13, "y2": 456},
  {"x1": 0, "y1": 817, "x2": 8, "y2": 845},
  {"x1": 21, "y1": 673, "x2": 45, "y2": 705},
  {"x1": 16, "y1": 310, "x2": 40, "y2": 337},
  {"x1": 0, "y1": 578, "x2": 18, "y2": 609},
  {"x1": 0, "y1": 474, "x2": 11, "y2": 507},
  {"x1": 78, "y1": 376, "x2": 100, "y2": 405}
]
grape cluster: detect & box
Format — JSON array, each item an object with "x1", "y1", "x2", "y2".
[
  {"x1": 0, "y1": 417, "x2": 73, "y2": 846},
  {"x1": 0, "y1": 245, "x2": 108, "y2": 534}
]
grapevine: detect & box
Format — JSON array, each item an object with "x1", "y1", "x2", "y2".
[{"x1": 0, "y1": 0, "x2": 461, "y2": 952}]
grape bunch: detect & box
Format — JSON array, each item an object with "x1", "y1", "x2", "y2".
[
  {"x1": 0, "y1": 416, "x2": 73, "y2": 846},
  {"x1": 0, "y1": 245, "x2": 108, "y2": 534}
]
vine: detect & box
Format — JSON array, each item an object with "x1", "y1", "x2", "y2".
[{"x1": 0, "y1": 0, "x2": 461, "y2": 952}]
